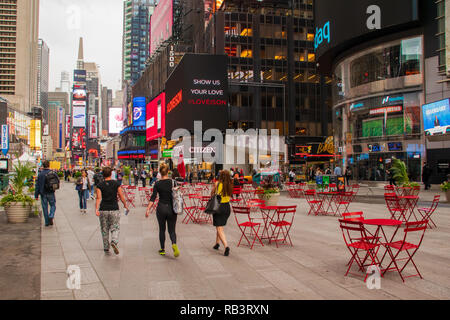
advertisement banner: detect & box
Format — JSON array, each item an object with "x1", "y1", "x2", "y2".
[
  {"x1": 30, "y1": 120, "x2": 42, "y2": 150},
  {"x1": 422, "y1": 99, "x2": 450, "y2": 136},
  {"x1": 73, "y1": 107, "x2": 86, "y2": 128},
  {"x1": 66, "y1": 115, "x2": 71, "y2": 137},
  {"x1": 150, "y1": 0, "x2": 173, "y2": 55},
  {"x1": 127, "y1": 103, "x2": 133, "y2": 127},
  {"x1": 74, "y1": 69, "x2": 86, "y2": 83},
  {"x1": 133, "y1": 97, "x2": 146, "y2": 127},
  {"x1": 109, "y1": 108, "x2": 124, "y2": 134},
  {"x1": 146, "y1": 93, "x2": 166, "y2": 142},
  {"x1": 165, "y1": 54, "x2": 229, "y2": 137},
  {"x1": 89, "y1": 115, "x2": 98, "y2": 138},
  {"x1": 72, "y1": 128, "x2": 86, "y2": 150},
  {"x1": 1, "y1": 124, "x2": 9, "y2": 155},
  {"x1": 59, "y1": 123, "x2": 63, "y2": 149},
  {"x1": 73, "y1": 89, "x2": 87, "y2": 101}
]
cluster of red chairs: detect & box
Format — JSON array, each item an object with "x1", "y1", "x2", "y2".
[{"x1": 304, "y1": 189, "x2": 356, "y2": 217}]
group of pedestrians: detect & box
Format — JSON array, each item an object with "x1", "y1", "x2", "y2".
[{"x1": 35, "y1": 161, "x2": 234, "y2": 259}]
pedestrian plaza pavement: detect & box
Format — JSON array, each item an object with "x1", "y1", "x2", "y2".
[{"x1": 40, "y1": 182, "x2": 450, "y2": 300}]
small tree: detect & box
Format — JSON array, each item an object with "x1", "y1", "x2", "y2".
[{"x1": 390, "y1": 158, "x2": 409, "y2": 185}]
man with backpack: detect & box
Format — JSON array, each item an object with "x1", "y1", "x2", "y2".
[{"x1": 35, "y1": 160, "x2": 60, "y2": 227}]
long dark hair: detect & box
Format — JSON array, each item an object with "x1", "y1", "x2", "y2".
[{"x1": 218, "y1": 170, "x2": 233, "y2": 197}]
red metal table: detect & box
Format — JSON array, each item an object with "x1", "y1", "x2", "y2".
[
  {"x1": 317, "y1": 192, "x2": 340, "y2": 215},
  {"x1": 398, "y1": 195, "x2": 419, "y2": 222},
  {"x1": 259, "y1": 206, "x2": 279, "y2": 242},
  {"x1": 362, "y1": 219, "x2": 403, "y2": 270}
]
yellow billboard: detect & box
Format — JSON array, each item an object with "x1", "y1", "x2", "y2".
[{"x1": 30, "y1": 120, "x2": 42, "y2": 150}]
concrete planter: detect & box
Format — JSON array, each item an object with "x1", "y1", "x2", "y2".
[
  {"x1": 5, "y1": 202, "x2": 32, "y2": 224},
  {"x1": 258, "y1": 192, "x2": 280, "y2": 207}
]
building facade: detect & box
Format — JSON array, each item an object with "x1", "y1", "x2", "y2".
[
  {"x1": 315, "y1": 0, "x2": 449, "y2": 183},
  {"x1": 37, "y1": 39, "x2": 49, "y2": 123},
  {"x1": 0, "y1": 0, "x2": 40, "y2": 113},
  {"x1": 47, "y1": 102, "x2": 65, "y2": 154},
  {"x1": 48, "y1": 91, "x2": 69, "y2": 118}
]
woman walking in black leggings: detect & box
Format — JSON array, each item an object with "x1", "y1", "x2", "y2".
[{"x1": 145, "y1": 164, "x2": 180, "y2": 257}]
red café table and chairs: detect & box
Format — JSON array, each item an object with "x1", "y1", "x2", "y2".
[
  {"x1": 340, "y1": 214, "x2": 429, "y2": 282},
  {"x1": 316, "y1": 191, "x2": 340, "y2": 216},
  {"x1": 417, "y1": 195, "x2": 440, "y2": 229},
  {"x1": 305, "y1": 190, "x2": 324, "y2": 216}
]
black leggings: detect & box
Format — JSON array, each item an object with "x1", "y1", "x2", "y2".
[{"x1": 156, "y1": 203, "x2": 177, "y2": 250}]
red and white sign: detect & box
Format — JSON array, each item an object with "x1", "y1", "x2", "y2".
[
  {"x1": 89, "y1": 115, "x2": 98, "y2": 138},
  {"x1": 66, "y1": 115, "x2": 71, "y2": 137},
  {"x1": 369, "y1": 106, "x2": 402, "y2": 115},
  {"x1": 146, "y1": 93, "x2": 166, "y2": 141}
]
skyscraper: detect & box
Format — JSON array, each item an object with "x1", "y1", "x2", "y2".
[
  {"x1": 37, "y1": 39, "x2": 49, "y2": 123},
  {"x1": 122, "y1": 0, "x2": 156, "y2": 86},
  {"x1": 60, "y1": 71, "x2": 71, "y2": 94},
  {"x1": 0, "y1": 0, "x2": 40, "y2": 113}
]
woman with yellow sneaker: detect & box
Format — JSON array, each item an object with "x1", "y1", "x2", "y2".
[{"x1": 145, "y1": 164, "x2": 180, "y2": 257}]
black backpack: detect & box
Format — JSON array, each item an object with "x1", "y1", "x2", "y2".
[
  {"x1": 44, "y1": 171, "x2": 60, "y2": 192},
  {"x1": 94, "y1": 173, "x2": 104, "y2": 186}
]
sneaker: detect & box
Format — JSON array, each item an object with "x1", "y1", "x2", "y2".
[
  {"x1": 159, "y1": 249, "x2": 166, "y2": 256},
  {"x1": 213, "y1": 244, "x2": 220, "y2": 250},
  {"x1": 224, "y1": 247, "x2": 230, "y2": 257},
  {"x1": 49, "y1": 218, "x2": 53, "y2": 226},
  {"x1": 111, "y1": 242, "x2": 119, "y2": 255},
  {"x1": 172, "y1": 244, "x2": 180, "y2": 258}
]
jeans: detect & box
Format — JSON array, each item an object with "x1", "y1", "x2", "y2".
[
  {"x1": 41, "y1": 193, "x2": 56, "y2": 225},
  {"x1": 78, "y1": 189, "x2": 89, "y2": 209},
  {"x1": 90, "y1": 185, "x2": 95, "y2": 198}
]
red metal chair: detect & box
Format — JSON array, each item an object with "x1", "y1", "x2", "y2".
[
  {"x1": 123, "y1": 188, "x2": 136, "y2": 208},
  {"x1": 342, "y1": 211, "x2": 364, "y2": 222},
  {"x1": 269, "y1": 206, "x2": 297, "y2": 247},
  {"x1": 197, "y1": 196, "x2": 213, "y2": 224},
  {"x1": 182, "y1": 194, "x2": 200, "y2": 224},
  {"x1": 233, "y1": 206, "x2": 263, "y2": 249},
  {"x1": 304, "y1": 190, "x2": 323, "y2": 216},
  {"x1": 384, "y1": 194, "x2": 407, "y2": 221},
  {"x1": 383, "y1": 220, "x2": 428, "y2": 282},
  {"x1": 335, "y1": 192, "x2": 354, "y2": 217},
  {"x1": 339, "y1": 219, "x2": 382, "y2": 281},
  {"x1": 384, "y1": 185, "x2": 395, "y2": 192},
  {"x1": 417, "y1": 195, "x2": 440, "y2": 229},
  {"x1": 328, "y1": 183, "x2": 337, "y2": 192},
  {"x1": 139, "y1": 187, "x2": 148, "y2": 207}
]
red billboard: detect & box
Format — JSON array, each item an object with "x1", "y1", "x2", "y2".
[
  {"x1": 150, "y1": 0, "x2": 173, "y2": 55},
  {"x1": 146, "y1": 92, "x2": 166, "y2": 142}
]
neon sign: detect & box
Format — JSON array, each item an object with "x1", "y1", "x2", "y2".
[
  {"x1": 314, "y1": 21, "x2": 330, "y2": 51},
  {"x1": 167, "y1": 90, "x2": 182, "y2": 113}
]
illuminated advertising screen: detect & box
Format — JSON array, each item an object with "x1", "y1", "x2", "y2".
[
  {"x1": 314, "y1": 0, "x2": 419, "y2": 61},
  {"x1": 133, "y1": 97, "x2": 146, "y2": 127},
  {"x1": 109, "y1": 108, "x2": 124, "y2": 134},
  {"x1": 146, "y1": 93, "x2": 166, "y2": 142},
  {"x1": 150, "y1": 0, "x2": 173, "y2": 55},
  {"x1": 422, "y1": 99, "x2": 450, "y2": 136},
  {"x1": 72, "y1": 128, "x2": 87, "y2": 150},
  {"x1": 73, "y1": 107, "x2": 86, "y2": 128},
  {"x1": 30, "y1": 120, "x2": 42, "y2": 150},
  {"x1": 66, "y1": 115, "x2": 71, "y2": 137},
  {"x1": 89, "y1": 115, "x2": 98, "y2": 138},
  {"x1": 73, "y1": 89, "x2": 87, "y2": 101},
  {"x1": 74, "y1": 70, "x2": 86, "y2": 83},
  {"x1": 165, "y1": 54, "x2": 229, "y2": 138},
  {"x1": 127, "y1": 102, "x2": 133, "y2": 127}
]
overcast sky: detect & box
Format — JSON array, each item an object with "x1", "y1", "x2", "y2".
[{"x1": 39, "y1": 0, "x2": 123, "y2": 93}]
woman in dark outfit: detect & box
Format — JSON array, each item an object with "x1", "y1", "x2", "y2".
[
  {"x1": 212, "y1": 170, "x2": 233, "y2": 256},
  {"x1": 145, "y1": 164, "x2": 180, "y2": 257}
]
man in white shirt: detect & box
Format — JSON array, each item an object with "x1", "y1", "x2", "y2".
[
  {"x1": 87, "y1": 168, "x2": 95, "y2": 200},
  {"x1": 111, "y1": 169, "x2": 117, "y2": 180},
  {"x1": 334, "y1": 166, "x2": 342, "y2": 176}
]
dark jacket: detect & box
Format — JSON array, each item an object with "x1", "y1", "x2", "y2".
[{"x1": 35, "y1": 169, "x2": 54, "y2": 198}]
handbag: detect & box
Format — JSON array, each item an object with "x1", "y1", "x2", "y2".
[
  {"x1": 172, "y1": 180, "x2": 184, "y2": 215},
  {"x1": 205, "y1": 194, "x2": 222, "y2": 215}
]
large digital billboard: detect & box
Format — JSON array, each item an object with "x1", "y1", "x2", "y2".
[
  {"x1": 73, "y1": 89, "x2": 87, "y2": 101},
  {"x1": 165, "y1": 54, "x2": 229, "y2": 138},
  {"x1": 74, "y1": 70, "x2": 86, "y2": 83},
  {"x1": 109, "y1": 108, "x2": 124, "y2": 134},
  {"x1": 315, "y1": 0, "x2": 419, "y2": 63},
  {"x1": 89, "y1": 115, "x2": 98, "y2": 138},
  {"x1": 73, "y1": 107, "x2": 86, "y2": 128},
  {"x1": 66, "y1": 115, "x2": 71, "y2": 137},
  {"x1": 150, "y1": 0, "x2": 173, "y2": 55},
  {"x1": 422, "y1": 99, "x2": 450, "y2": 136},
  {"x1": 146, "y1": 93, "x2": 166, "y2": 142},
  {"x1": 72, "y1": 128, "x2": 87, "y2": 150},
  {"x1": 133, "y1": 97, "x2": 146, "y2": 127}
]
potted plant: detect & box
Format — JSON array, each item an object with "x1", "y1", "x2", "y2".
[
  {"x1": 441, "y1": 181, "x2": 450, "y2": 203},
  {"x1": 256, "y1": 175, "x2": 280, "y2": 207},
  {"x1": 0, "y1": 161, "x2": 35, "y2": 223}
]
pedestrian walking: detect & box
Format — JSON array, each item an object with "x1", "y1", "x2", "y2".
[
  {"x1": 117, "y1": 169, "x2": 123, "y2": 186},
  {"x1": 211, "y1": 170, "x2": 233, "y2": 257},
  {"x1": 133, "y1": 167, "x2": 139, "y2": 186},
  {"x1": 95, "y1": 167, "x2": 129, "y2": 255},
  {"x1": 145, "y1": 164, "x2": 180, "y2": 257},
  {"x1": 76, "y1": 170, "x2": 90, "y2": 214},
  {"x1": 35, "y1": 160, "x2": 60, "y2": 227},
  {"x1": 87, "y1": 167, "x2": 95, "y2": 199},
  {"x1": 344, "y1": 167, "x2": 352, "y2": 185},
  {"x1": 141, "y1": 168, "x2": 147, "y2": 187}
]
